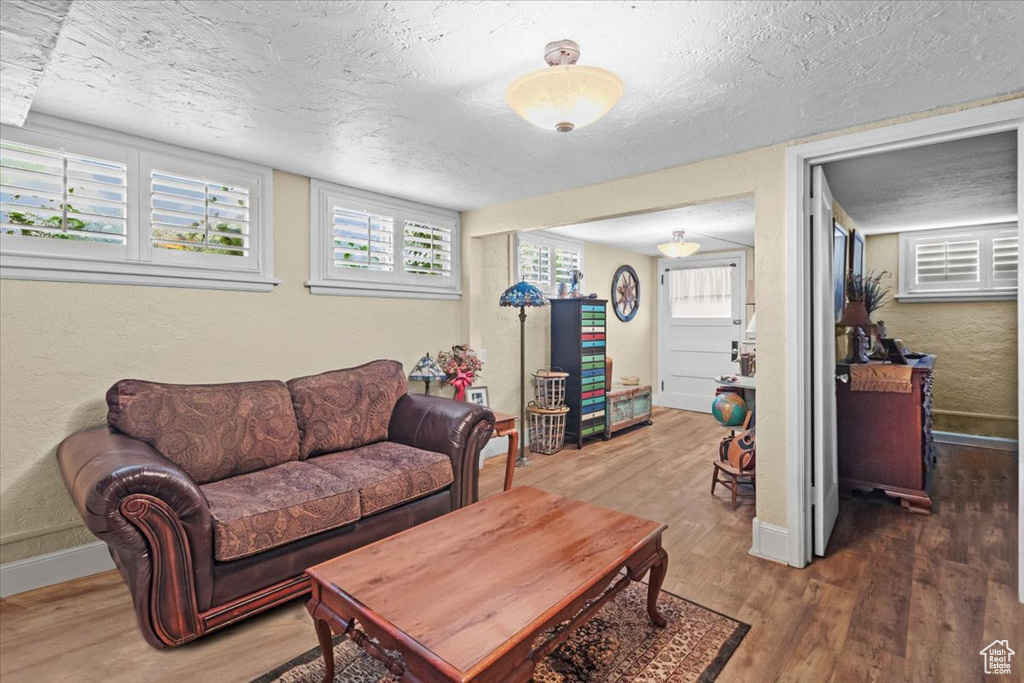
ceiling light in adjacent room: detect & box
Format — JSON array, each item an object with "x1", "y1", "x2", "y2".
[
  {"x1": 506, "y1": 40, "x2": 624, "y2": 133},
  {"x1": 657, "y1": 231, "x2": 701, "y2": 258}
]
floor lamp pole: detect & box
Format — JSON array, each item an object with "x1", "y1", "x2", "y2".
[{"x1": 516, "y1": 306, "x2": 530, "y2": 467}]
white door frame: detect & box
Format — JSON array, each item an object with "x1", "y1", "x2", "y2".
[
  {"x1": 656, "y1": 250, "x2": 747, "y2": 407},
  {"x1": 784, "y1": 98, "x2": 1024, "y2": 602}
]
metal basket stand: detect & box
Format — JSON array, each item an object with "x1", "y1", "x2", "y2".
[
  {"x1": 526, "y1": 402, "x2": 570, "y2": 455},
  {"x1": 532, "y1": 369, "x2": 569, "y2": 409}
]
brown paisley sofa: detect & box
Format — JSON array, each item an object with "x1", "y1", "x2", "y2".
[{"x1": 57, "y1": 360, "x2": 495, "y2": 649}]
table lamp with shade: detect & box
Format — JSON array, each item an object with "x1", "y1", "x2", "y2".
[
  {"x1": 838, "y1": 301, "x2": 873, "y2": 364},
  {"x1": 408, "y1": 353, "x2": 447, "y2": 395},
  {"x1": 499, "y1": 280, "x2": 547, "y2": 467}
]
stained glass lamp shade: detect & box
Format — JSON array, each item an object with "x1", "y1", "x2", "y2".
[
  {"x1": 408, "y1": 353, "x2": 447, "y2": 395},
  {"x1": 499, "y1": 281, "x2": 547, "y2": 467},
  {"x1": 499, "y1": 280, "x2": 547, "y2": 309}
]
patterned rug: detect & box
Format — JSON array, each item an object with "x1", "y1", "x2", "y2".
[{"x1": 253, "y1": 582, "x2": 748, "y2": 683}]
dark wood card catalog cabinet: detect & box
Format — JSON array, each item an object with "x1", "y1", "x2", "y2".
[
  {"x1": 551, "y1": 299, "x2": 608, "y2": 448},
  {"x1": 836, "y1": 355, "x2": 936, "y2": 513}
]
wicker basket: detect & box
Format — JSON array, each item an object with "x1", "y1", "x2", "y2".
[
  {"x1": 526, "y1": 402, "x2": 570, "y2": 455},
  {"x1": 532, "y1": 369, "x2": 569, "y2": 409}
]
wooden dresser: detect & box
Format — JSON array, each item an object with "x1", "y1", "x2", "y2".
[
  {"x1": 836, "y1": 355, "x2": 936, "y2": 513},
  {"x1": 550, "y1": 299, "x2": 608, "y2": 448}
]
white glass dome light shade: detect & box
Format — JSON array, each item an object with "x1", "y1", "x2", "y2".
[
  {"x1": 657, "y1": 231, "x2": 701, "y2": 258},
  {"x1": 506, "y1": 39, "x2": 624, "y2": 133},
  {"x1": 506, "y1": 66, "x2": 624, "y2": 133}
]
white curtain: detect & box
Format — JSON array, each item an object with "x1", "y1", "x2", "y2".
[{"x1": 669, "y1": 266, "x2": 732, "y2": 318}]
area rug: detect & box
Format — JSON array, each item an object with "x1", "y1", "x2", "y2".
[{"x1": 253, "y1": 582, "x2": 749, "y2": 682}]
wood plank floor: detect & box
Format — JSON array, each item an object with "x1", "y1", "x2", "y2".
[{"x1": 1, "y1": 407, "x2": 1019, "y2": 682}]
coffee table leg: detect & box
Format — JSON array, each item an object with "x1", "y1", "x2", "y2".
[
  {"x1": 647, "y1": 548, "x2": 668, "y2": 628},
  {"x1": 315, "y1": 618, "x2": 335, "y2": 683},
  {"x1": 503, "y1": 429, "x2": 520, "y2": 491}
]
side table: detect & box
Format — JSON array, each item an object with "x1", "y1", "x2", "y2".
[{"x1": 492, "y1": 411, "x2": 520, "y2": 491}]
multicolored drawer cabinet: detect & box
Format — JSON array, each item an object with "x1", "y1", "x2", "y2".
[
  {"x1": 550, "y1": 298, "x2": 608, "y2": 448},
  {"x1": 605, "y1": 383, "x2": 653, "y2": 437}
]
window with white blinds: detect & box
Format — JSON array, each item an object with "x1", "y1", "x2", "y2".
[
  {"x1": 899, "y1": 224, "x2": 1018, "y2": 301},
  {"x1": 1, "y1": 140, "x2": 127, "y2": 246},
  {"x1": 334, "y1": 206, "x2": 394, "y2": 271},
  {"x1": 150, "y1": 171, "x2": 250, "y2": 258},
  {"x1": 309, "y1": 180, "x2": 460, "y2": 299},
  {"x1": 1, "y1": 120, "x2": 275, "y2": 291},
  {"x1": 516, "y1": 233, "x2": 584, "y2": 296},
  {"x1": 403, "y1": 218, "x2": 453, "y2": 278}
]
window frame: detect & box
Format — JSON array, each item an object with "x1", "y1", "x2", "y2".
[
  {"x1": 307, "y1": 179, "x2": 461, "y2": 300},
  {"x1": 897, "y1": 222, "x2": 1018, "y2": 303},
  {"x1": 1, "y1": 115, "x2": 277, "y2": 292},
  {"x1": 514, "y1": 232, "x2": 585, "y2": 297}
]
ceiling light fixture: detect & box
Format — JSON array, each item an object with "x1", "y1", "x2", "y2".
[
  {"x1": 657, "y1": 231, "x2": 701, "y2": 258},
  {"x1": 506, "y1": 39, "x2": 624, "y2": 133}
]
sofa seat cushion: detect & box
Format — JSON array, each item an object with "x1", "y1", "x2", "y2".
[
  {"x1": 287, "y1": 360, "x2": 408, "y2": 459},
  {"x1": 308, "y1": 442, "x2": 453, "y2": 516},
  {"x1": 106, "y1": 379, "x2": 300, "y2": 485},
  {"x1": 200, "y1": 462, "x2": 360, "y2": 562}
]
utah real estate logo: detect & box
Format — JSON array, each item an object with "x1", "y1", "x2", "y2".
[{"x1": 980, "y1": 640, "x2": 1015, "y2": 675}]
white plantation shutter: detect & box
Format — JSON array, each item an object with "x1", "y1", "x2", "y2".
[
  {"x1": 914, "y1": 237, "x2": 979, "y2": 286},
  {"x1": 308, "y1": 180, "x2": 460, "y2": 298},
  {"x1": 992, "y1": 233, "x2": 1018, "y2": 286},
  {"x1": 403, "y1": 218, "x2": 452, "y2": 277},
  {"x1": 554, "y1": 246, "x2": 582, "y2": 287},
  {"x1": 150, "y1": 171, "x2": 250, "y2": 257},
  {"x1": 901, "y1": 224, "x2": 1019, "y2": 299},
  {"x1": 517, "y1": 234, "x2": 584, "y2": 295},
  {"x1": 519, "y1": 241, "x2": 551, "y2": 288},
  {"x1": 1, "y1": 140, "x2": 127, "y2": 244},
  {"x1": 332, "y1": 206, "x2": 394, "y2": 271}
]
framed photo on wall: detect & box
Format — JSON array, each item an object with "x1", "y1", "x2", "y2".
[
  {"x1": 466, "y1": 386, "x2": 489, "y2": 407},
  {"x1": 833, "y1": 221, "x2": 848, "y2": 321},
  {"x1": 850, "y1": 228, "x2": 865, "y2": 281}
]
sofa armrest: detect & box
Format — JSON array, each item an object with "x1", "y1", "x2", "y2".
[
  {"x1": 388, "y1": 394, "x2": 495, "y2": 507},
  {"x1": 57, "y1": 427, "x2": 214, "y2": 645}
]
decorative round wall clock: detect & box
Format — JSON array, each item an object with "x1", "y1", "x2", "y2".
[{"x1": 611, "y1": 265, "x2": 640, "y2": 322}]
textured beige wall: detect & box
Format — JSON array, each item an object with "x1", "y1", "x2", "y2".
[
  {"x1": 0, "y1": 171, "x2": 462, "y2": 563},
  {"x1": 865, "y1": 233, "x2": 1018, "y2": 439},
  {"x1": 472, "y1": 234, "x2": 655, "y2": 416}
]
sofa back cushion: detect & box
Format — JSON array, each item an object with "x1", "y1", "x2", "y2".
[
  {"x1": 287, "y1": 360, "x2": 408, "y2": 458},
  {"x1": 106, "y1": 379, "x2": 301, "y2": 485}
]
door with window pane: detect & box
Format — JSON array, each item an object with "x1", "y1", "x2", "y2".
[{"x1": 660, "y1": 258, "x2": 743, "y2": 412}]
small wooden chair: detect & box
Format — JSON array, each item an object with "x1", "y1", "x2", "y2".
[{"x1": 711, "y1": 409, "x2": 755, "y2": 509}]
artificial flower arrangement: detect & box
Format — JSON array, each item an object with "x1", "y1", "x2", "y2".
[
  {"x1": 846, "y1": 270, "x2": 892, "y2": 315},
  {"x1": 436, "y1": 344, "x2": 483, "y2": 401}
]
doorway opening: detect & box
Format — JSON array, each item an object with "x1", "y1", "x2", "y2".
[{"x1": 786, "y1": 100, "x2": 1023, "y2": 602}]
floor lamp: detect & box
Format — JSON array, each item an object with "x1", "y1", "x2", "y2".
[{"x1": 499, "y1": 280, "x2": 547, "y2": 467}]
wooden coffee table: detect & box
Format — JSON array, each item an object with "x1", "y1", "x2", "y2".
[{"x1": 305, "y1": 486, "x2": 668, "y2": 683}]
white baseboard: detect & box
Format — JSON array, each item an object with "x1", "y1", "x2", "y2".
[
  {"x1": 749, "y1": 517, "x2": 789, "y2": 565},
  {"x1": 933, "y1": 431, "x2": 1018, "y2": 452},
  {"x1": 0, "y1": 541, "x2": 115, "y2": 598}
]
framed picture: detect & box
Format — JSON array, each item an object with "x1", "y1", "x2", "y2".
[
  {"x1": 850, "y1": 228, "x2": 865, "y2": 281},
  {"x1": 833, "y1": 221, "x2": 848, "y2": 321},
  {"x1": 466, "y1": 386, "x2": 489, "y2": 407}
]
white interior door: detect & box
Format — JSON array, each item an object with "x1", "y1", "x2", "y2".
[
  {"x1": 659, "y1": 257, "x2": 743, "y2": 412},
  {"x1": 812, "y1": 166, "x2": 839, "y2": 556}
]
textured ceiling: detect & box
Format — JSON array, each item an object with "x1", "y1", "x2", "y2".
[
  {"x1": 0, "y1": 0, "x2": 72, "y2": 126},
  {"x1": 26, "y1": 1, "x2": 1024, "y2": 210},
  {"x1": 824, "y1": 131, "x2": 1018, "y2": 234},
  {"x1": 546, "y1": 197, "x2": 755, "y2": 256}
]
